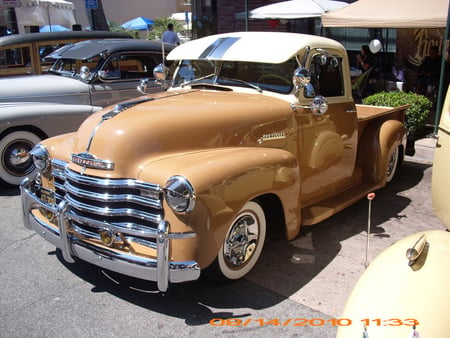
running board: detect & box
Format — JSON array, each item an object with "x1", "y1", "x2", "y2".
[{"x1": 301, "y1": 182, "x2": 383, "y2": 226}]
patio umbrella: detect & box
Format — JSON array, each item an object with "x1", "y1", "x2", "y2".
[
  {"x1": 121, "y1": 17, "x2": 154, "y2": 31},
  {"x1": 39, "y1": 24, "x2": 70, "y2": 32},
  {"x1": 235, "y1": 0, "x2": 349, "y2": 20}
]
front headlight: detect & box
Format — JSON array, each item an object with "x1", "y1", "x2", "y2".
[
  {"x1": 164, "y1": 175, "x2": 196, "y2": 213},
  {"x1": 29, "y1": 144, "x2": 51, "y2": 173}
]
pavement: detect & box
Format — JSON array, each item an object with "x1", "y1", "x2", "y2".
[{"x1": 0, "y1": 137, "x2": 441, "y2": 338}]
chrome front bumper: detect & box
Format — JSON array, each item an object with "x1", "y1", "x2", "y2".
[{"x1": 20, "y1": 177, "x2": 200, "y2": 292}]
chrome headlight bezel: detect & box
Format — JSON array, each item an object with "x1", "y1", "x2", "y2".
[
  {"x1": 30, "y1": 144, "x2": 51, "y2": 173},
  {"x1": 164, "y1": 175, "x2": 196, "y2": 214}
]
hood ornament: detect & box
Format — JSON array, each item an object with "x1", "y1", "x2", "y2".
[{"x1": 71, "y1": 152, "x2": 114, "y2": 170}]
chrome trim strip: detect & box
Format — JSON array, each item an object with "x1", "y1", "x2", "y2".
[
  {"x1": 68, "y1": 209, "x2": 195, "y2": 240},
  {"x1": 58, "y1": 200, "x2": 75, "y2": 263},
  {"x1": 86, "y1": 119, "x2": 103, "y2": 153},
  {"x1": 65, "y1": 194, "x2": 161, "y2": 224},
  {"x1": 69, "y1": 211, "x2": 158, "y2": 238},
  {"x1": 20, "y1": 178, "x2": 33, "y2": 230},
  {"x1": 65, "y1": 180, "x2": 161, "y2": 209},
  {"x1": 65, "y1": 168, "x2": 162, "y2": 195},
  {"x1": 157, "y1": 220, "x2": 169, "y2": 292}
]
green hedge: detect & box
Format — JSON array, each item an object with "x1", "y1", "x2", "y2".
[{"x1": 362, "y1": 91, "x2": 432, "y2": 138}]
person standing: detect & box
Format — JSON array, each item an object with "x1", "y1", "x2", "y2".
[
  {"x1": 161, "y1": 23, "x2": 180, "y2": 45},
  {"x1": 356, "y1": 45, "x2": 374, "y2": 72},
  {"x1": 415, "y1": 45, "x2": 441, "y2": 95}
]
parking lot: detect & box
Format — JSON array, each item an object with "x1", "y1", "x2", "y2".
[{"x1": 0, "y1": 137, "x2": 444, "y2": 337}]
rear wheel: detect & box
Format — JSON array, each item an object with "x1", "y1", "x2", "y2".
[
  {"x1": 0, "y1": 131, "x2": 41, "y2": 186},
  {"x1": 386, "y1": 146, "x2": 399, "y2": 183},
  {"x1": 216, "y1": 201, "x2": 267, "y2": 280}
]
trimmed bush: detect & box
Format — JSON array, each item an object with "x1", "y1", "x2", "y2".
[{"x1": 363, "y1": 91, "x2": 432, "y2": 138}]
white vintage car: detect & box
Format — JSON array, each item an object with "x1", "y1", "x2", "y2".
[
  {"x1": 336, "y1": 85, "x2": 450, "y2": 338},
  {"x1": 0, "y1": 38, "x2": 173, "y2": 186}
]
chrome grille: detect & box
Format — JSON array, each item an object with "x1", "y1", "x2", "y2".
[{"x1": 50, "y1": 159, "x2": 164, "y2": 237}]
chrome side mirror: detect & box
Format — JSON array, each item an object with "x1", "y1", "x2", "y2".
[
  {"x1": 293, "y1": 67, "x2": 315, "y2": 98},
  {"x1": 310, "y1": 95, "x2": 328, "y2": 115},
  {"x1": 80, "y1": 66, "x2": 90, "y2": 79},
  {"x1": 293, "y1": 67, "x2": 311, "y2": 88},
  {"x1": 137, "y1": 78, "x2": 149, "y2": 94},
  {"x1": 153, "y1": 63, "x2": 169, "y2": 89}
]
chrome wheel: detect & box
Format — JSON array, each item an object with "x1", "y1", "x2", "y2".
[
  {"x1": 218, "y1": 201, "x2": 266, "y2": 280},
  {"x1": 386, "y1": 146, "x2": 399, "y2": 183},
  {"x1": 0, "y1": 131, "x2": 41, "y2": 186}
]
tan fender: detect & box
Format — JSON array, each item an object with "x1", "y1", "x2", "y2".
[
  {"x1": 357, "y1": 119, "x2": 406, "y2": 183},
  {"x1": 378, "y1": 119, "x2": 406, "y2": 183},
  {"x1": 137, "y1": 147, "x2": 301, "y2": 268},
  {"x1": 337, "y1": 230, "x2": 450, "y2": 338}
]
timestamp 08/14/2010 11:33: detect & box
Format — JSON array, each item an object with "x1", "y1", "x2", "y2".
[{"x1": 209, "y1": 318, "x2": 420, "y2": 327}]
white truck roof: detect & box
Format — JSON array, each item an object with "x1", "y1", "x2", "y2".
[{"x1": 167, "y1": 31, "x2": 345, "y2": 64}]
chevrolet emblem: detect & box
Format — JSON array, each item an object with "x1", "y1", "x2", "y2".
[{"x1": 71, "y1": 152, "x2": 114, "y2": 170}]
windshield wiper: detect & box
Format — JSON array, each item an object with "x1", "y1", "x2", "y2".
[
  {"x1": 220, "y1": 77, "x2": 263, "y2": 93},
  {"x1": 181, "y1": 73, "x2": 215, "y2": 87}
]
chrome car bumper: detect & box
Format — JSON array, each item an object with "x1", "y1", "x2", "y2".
[{"x1": 20, "y1": 177, "x2": 200, "y2": 292}]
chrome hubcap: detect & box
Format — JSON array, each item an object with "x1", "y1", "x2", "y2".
[
  {"x1": 2, "y1": 140, "x2": 34, "y2": 176},
  {"x1": 387, "y1": 147, "x2": 398, "y2": 179},
  {"x1": 223, "y1": 212, "x2": 259, "y2": 267}
]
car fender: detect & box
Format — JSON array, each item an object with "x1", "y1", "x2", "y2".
[
  {"x1": 138, "y1": 147, "x2": 300, "y2": 267},
  {"x1": 337, "y1": 230, "x2": 450, "y2": 338},
  {"x1": 357, "y1": 119, "x2": 406, "y2": 183},
  {"x1": 0, "y1": 102, "x2": 102, "y2": 138}
]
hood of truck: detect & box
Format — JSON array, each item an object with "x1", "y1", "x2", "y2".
[
  {"x1": 0, "y1": 74, "x2": 90, "y2": 104},
  {"x1": 68, "y1": 90, "x2": 294, "y2": 178}
]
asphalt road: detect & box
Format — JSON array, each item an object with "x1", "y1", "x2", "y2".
[{"x1": 0, "y1": 139, "x2": 444, "y2": 338}]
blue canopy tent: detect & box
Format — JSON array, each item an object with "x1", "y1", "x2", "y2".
[
  {"x1": 121, "y1": 17, "x2": 154, "y2": 31},
  {"x1": 39, "y1": 24, "x2": 71, "y2": 32}
]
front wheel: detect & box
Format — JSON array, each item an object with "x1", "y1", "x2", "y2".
[
  {"x1": 0, "y1": 131, "x2": 41, "y2": 186},
  {"x1": 215, "y1": 201, "x2": 267, "y2": 280},
  {"x1": 386, "y1": 145, "x2": 399, "y2": 183}
]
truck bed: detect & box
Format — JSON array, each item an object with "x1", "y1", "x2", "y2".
[{"x1": 356, "y1": 104, "x2": 409, "y2": 122}]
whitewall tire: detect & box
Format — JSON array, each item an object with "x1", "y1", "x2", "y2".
[{"x1": 217, "y1": 201, "x2": 266, "y2": 280}]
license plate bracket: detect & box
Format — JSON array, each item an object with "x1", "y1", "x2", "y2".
[{"x1": 40, "y1": 188, "x2": 55, "y2": 205}]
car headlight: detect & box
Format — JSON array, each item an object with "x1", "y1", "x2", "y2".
[
  {"x1": 29, "y1": 145, "x2": 51, "y2": 173},
  {"x1": 164, "y1": 175, "x2": 196, "y2": 213}
]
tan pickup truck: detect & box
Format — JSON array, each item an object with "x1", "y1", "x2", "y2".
[{"x1": 21, "y1": 32, "x2": 408, "y2": 292}]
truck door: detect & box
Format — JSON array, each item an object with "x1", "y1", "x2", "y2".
[
  {"x1": 432, "y1": 85, "x2": 450, "y2": 228},
  {"x1": 299, "y1": 53, "x2": 358, "y2": 201}
]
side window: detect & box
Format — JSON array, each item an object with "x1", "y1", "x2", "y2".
[
  {"x1": 0, "y1": 47, "x2": 29, "y2": 68},
  {"x1": 117, "y1": 54, "x2": 158, "y2": 80},
  {"x1": 309, "y1": 55, "x2": 344, "y2": 97}
]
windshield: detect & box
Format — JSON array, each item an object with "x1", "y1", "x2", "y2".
[
  {"x1": 49, "y1": 56, "x2": 101, "y2": 79},
  {"x1": 172, "y1": 59, "x2": 297, "y2": 94}
]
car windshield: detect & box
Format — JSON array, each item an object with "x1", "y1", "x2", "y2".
[
  {"x1": 48, "y1": 56, "x2": 101, "y2": 79},
  {"x1": 172, "y1": 59, "x2": 297, "y2": 94}
]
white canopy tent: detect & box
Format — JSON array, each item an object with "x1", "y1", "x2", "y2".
[
  {"x1": 322, "y1": 0, "x2": 450, "y2": 133},
  {"x1": 15, "y1": 0, "x2": 76, "y2": 33},
  {"x1": 321, "y1": 0, "x2": 448, "y2": 28},
  {"x1": 235, "y1": 0, "x2": 348, "y2": 20}
]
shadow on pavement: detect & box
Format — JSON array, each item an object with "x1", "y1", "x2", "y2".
[
  {"x1": 52, "y1": 160, "x2": 430, "y2": 324},
  {"x1": 0, "y1": 184, "x2": 20, "y2": 196}
]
